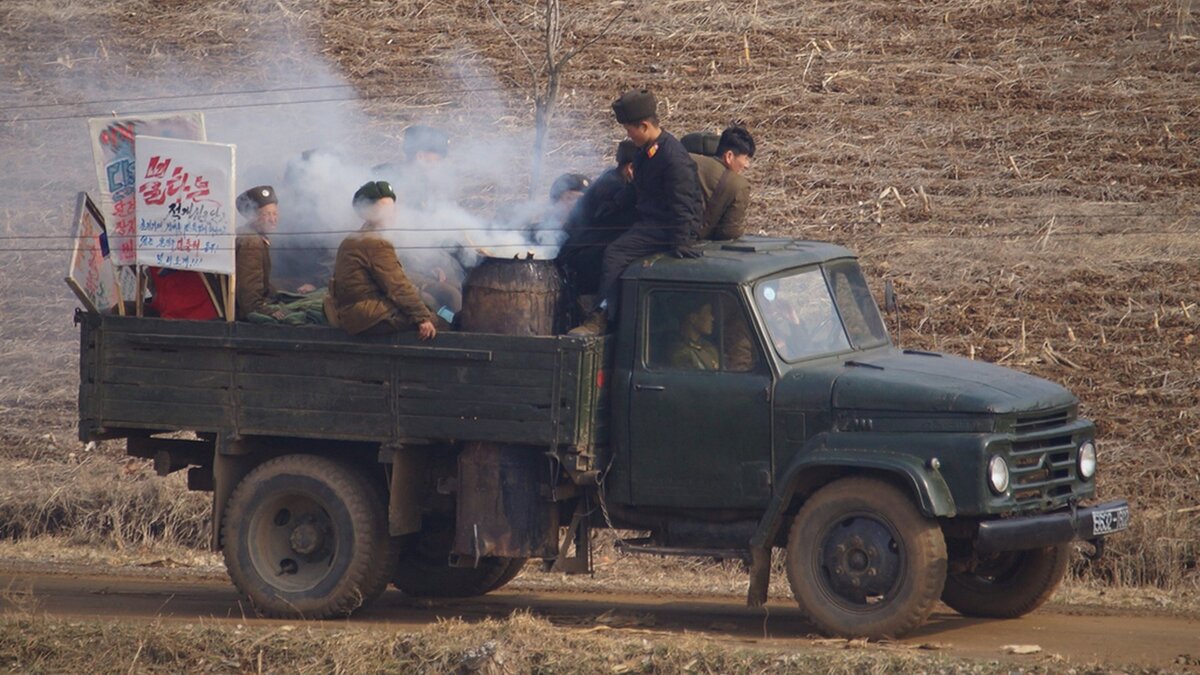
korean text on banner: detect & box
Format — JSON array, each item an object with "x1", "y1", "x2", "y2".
[
  {"x1": 88, "y1": 113, "x2": 206, "y2": 266},
  {"x1": 135, "y1": 136, "x2": 236, "y2": 275},
  {"x1": 66, "y1": 192, "x2": 120, "y2": 313}
]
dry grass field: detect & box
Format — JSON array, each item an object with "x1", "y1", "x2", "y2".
[{"x1": 0, "y1": 0, "x2": 1198, "y2": 667}]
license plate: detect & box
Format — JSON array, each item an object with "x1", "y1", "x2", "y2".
[{"x1": 1091, "y1": 505, "x2": 1130, "y2": 536}]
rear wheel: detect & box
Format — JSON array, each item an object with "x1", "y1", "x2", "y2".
[
  {"x1": 222, "y1": 455, "x2": 393, "y2": 618},
  {"x1": 941, "y1": 544, "x2": 1070, "y2": 618},
  {"x1": 391, "y1": 517, "x2": 527, "y2": 597},
  {"x1": 785, "y1": 477, "x2": 947, "y2": 639}
]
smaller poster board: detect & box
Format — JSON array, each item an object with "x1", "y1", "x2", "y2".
[{"x1": 65, "y1": 192, "x2": 121, "y2": 314}]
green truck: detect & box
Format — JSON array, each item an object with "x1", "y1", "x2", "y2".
[{"x1": 76, "y1": 237, "x2": 1129, "y2": 639}]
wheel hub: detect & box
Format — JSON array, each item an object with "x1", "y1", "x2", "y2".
[
  {"x1": 821, "y1": 517, "x2": 901, "y2": 604},
  {"x1": 289, "y1": 520, "x2": 325, "y2": 556}
]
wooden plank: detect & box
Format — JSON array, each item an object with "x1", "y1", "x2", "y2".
[
  {"x1": 394, "y1": 381, "x2": 554, "y2": 403},
  {"x1": 236, "y1": 354, "x2": 388, "y2": 381},
  {"x1": 103, "y1": 345, "x2": 231, "y2": 372},
  {"x1": 238, "y1": 388, "x2": 391, "y2": 415},
  {"x1": 99, "y1": 399, "x2": 227, "y2": 429},
  {"x1": 398, "y1": 363, "x2": 555, "y2": 387},
  {"x1": 395, "y1": 398, "x2": 554, "y2": 422},
  {"x1": 235, "y1": 371, "x2": 389, "y2": 395},
  {"x1": 102, "y1": 365, "x2": 230, "y2": 389},
  {"x1": 103, "y1": 383, "x2": 228, "y2": 407},
  {"x1": 238, "y1": 407, "x2": 391, "y2": 440},
  {"x1": 397, "y1": 416, "x2": 558, "y2": 445},
  {"x1": 102, "y1": 316, "x2": 230, "y2": 338}
]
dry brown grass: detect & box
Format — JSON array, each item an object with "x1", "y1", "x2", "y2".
[
  {"x1": 0, "y1": 609, "x2": 1151, "y2": 674},
  {"x1": 0, "y1": 0, "x2": 1197, "y2": 595}
]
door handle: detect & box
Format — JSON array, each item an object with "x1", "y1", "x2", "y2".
[{"x1": 634, "y1": 384, "x2": 666, "y2": 392}]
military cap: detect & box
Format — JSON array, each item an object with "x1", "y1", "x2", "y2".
[
  {"x1": 612, "y1": 89, "x2": 657, "y2": 124},
  {"x1": 352, "y1": 180, "x2": 397, "y2": 206},
  {"x1": 549, "y1": 173, "x2": 591, "y2": 202},
  {"x1": 403, "y1": 125, "x2": 450, "y2": 158},
  {"x1": 236, "y1": 185, "x2": 278, "y2": 218},
  {"x1": 615, "y1": 139, "x2": 638, "y2": 165},
  {"x1": 681, "y1": 131, "x2": 720, "y2": 156}
]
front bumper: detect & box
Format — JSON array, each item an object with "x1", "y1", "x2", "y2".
[{"x1": 975, "y1": 500, "x2": 1130, "y2": 555}]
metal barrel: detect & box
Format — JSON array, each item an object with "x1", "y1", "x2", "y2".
[{"x1": 458, "y1": 256, "x2": 564, "y2": 336}]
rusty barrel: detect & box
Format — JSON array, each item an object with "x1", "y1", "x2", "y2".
[
  {"x1": 453, "y1": 257, "x2": 562, "y2": 561},
  {"x1": 458, "y1": 256, "x2": 564, "y2": 336}
]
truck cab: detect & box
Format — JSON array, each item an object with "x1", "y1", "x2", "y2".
[{"x1": 599, "y1": 238, "x2": 1128, "y2": 638}]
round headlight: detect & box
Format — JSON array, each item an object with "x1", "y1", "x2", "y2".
[
  {"x1": 1078, "y1": 441, "x2": 1097, "y2": 480},
  {"x1": 988, "y1": 455, "x2": 1010, "y2": 494}
]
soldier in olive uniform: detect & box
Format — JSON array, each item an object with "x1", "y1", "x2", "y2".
[
  {"x1": 668, "y1": 298, "x2": 720, "y2": 370},
  {"x1": 571, "y1": 89, "x2": 704, "y2": 335},
  {"x1": 234, "y1": 185, "x2": 285, "y2": 320},
  {"x1": 692, "y1": 126, "x2": 756, "y2": 241},
  {"x1": 326, "y1": 181, "x2": 436, "y2": 340}
]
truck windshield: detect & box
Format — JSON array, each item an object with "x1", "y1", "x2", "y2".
[{"x1": 754, "y1": 262, "x2": 889, "y2": 361}]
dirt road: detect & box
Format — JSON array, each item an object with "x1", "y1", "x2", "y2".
[{"x1": 1, "y1": 567, "x2": 1196, "y2": 669}]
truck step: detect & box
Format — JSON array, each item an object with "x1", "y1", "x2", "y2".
[{"x1": 615, "y1": 537, "x2": 749, "y2": 564}]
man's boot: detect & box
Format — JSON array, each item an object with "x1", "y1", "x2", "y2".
[{"x1": 568, "y1": 309, "x2": 607, "y2": 336}]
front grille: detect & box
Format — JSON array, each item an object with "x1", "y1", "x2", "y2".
[
  {"x1": 1014, "y1": 409, "x2": 1074, "y2": 434},
  {"x1": 1009, "y1": 412, "x2": 1077, "y2": 505}
]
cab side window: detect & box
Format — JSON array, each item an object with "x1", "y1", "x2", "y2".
[{"x1": 644, "y1": 290, "x2": 759, "y2": 372}]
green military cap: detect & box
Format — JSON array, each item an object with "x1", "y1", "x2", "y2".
[
  {"x1": 615, "y1": 139, "x2": 638, "y2": 165},
  {"x1": 681, "y1": 132, "x2": 720, "y2": 156},
  {"x1": 612, "y1": 89, "x2": 657, "y2": 124},
  {"x1": 403, "y1": 125, "x2": 450, "y2": 158},
  {"x1": 352, "y1": 180, "x2": 396, "y2": 207},
  {"x1": 236, "y1": 185, "x2": 278, "y2": 218}
]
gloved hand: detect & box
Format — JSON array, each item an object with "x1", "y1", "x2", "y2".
[{"x1": 671, "y1": 245, "x2": 704, "y2": 259}]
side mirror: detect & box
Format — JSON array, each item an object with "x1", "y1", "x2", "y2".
[{"x1": 884, "y1": 279, "x2": 898, "y2": 314}]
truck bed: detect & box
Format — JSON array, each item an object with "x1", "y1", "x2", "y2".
[{"x1": 77, "y1": 311, "x2": 610, "y2": 450}]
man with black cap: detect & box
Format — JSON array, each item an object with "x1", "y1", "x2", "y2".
[
  {"x1": 325, "y1": 181, "x2": 436, "y2": 340},
  {"x1": 692, "y1": 125, "x2": 756, "y2": 241},
  {"x1": 234, "y1": 185, "x2": 281, "y2": 320},
  {"x1": 556, "y1": 139, "x2": 639, "y2": 304},
  {"x1": 374, "y1": 124, "x2": 451, "y2": 212},
  {"x1": 571, "y1": 88, "x2": 704, "y2": 335}
]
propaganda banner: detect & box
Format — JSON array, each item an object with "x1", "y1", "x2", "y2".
[
  {"x1": 65, "y1": 192, "x2": 121, "y2": 314},
  {"x1": 88, "y1": 113, "x2": 206, "y2": 266},
  {"x1": 134, "y1": 136, "x2": 236, "y2": 275}
]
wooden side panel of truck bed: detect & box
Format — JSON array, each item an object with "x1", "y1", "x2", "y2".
[{"x1": 78, "y1": 313, "x2": 610, "y2": 449}]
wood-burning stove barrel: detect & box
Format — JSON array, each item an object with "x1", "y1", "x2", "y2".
[{"x1": 452, "y1": 256, "x2": 563, "y2": 561}]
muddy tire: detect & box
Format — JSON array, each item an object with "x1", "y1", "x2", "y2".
[
  {"x1": 942, "y1": 544, "x2": 1070, "y2": 618},
  {"x1": 222, "y1": 454, "x2": 393, "y2": 619},
  {"x1": 391, "y1": 517, "x2": 526, "y2": 597},
  {"x1": 785, "y1": 477, "x2": 947, "y2": 639}
]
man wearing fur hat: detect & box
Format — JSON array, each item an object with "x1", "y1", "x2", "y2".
[
  {"x1": 235, "y1": 185, "x2": 317, "y2": 321},
  {"x1": 571, "y1": 89, "x2": 704, "y2": 335},
  {"x1": 326, "y1": 181, "x2": 436, "y2": 339}
]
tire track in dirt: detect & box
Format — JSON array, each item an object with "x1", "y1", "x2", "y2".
[{"x1": 1, "y1": 567, "x2": 1196, "y2": 669}]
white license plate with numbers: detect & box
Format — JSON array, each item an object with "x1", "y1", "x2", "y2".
[{"x1": 1091, "y1": 505, "x2": 1130, "y2": 536}]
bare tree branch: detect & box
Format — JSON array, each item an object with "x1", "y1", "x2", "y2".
[
  {"x1": 556, "y1": 2, "x2": 630, "y2": 70},
  {"x1": 480, "y1": 0, "x2": 539, "y2": 85}
]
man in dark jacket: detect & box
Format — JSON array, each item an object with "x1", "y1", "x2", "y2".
[
  {"x1": 556, "y1": 139, "x2": 638, "y2": 301},
  {"x1": 571, "y1": 89, "x2": 704, "y2": 335}
]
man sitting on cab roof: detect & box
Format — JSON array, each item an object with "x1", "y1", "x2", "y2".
[{"x1": 325, "y1": 181, "x2": 436, "y2": 340}]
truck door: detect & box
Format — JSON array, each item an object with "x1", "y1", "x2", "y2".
[{"x1": 628, "y1": 288, "x2": 773, "y2": 508}]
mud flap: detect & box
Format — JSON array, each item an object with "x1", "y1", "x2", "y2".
[{"x1": 746, "y1": 545, "x2": 771, "y2": 607}]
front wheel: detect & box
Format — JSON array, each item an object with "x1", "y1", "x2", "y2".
[
  {"x1": 785, "y1": 477, "x2": 947, "y2": 639},
  {"x1": 222, "y1": 455, "x2": 394, "y2": 619},
  {"x1": 941, "y1": 543, "x2": 1070, "y2": 618}
]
